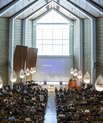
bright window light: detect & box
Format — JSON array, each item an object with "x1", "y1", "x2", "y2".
[
  {"x1": 36, "y1": 10, "x2": 70, "y2": 56},
  {"x1": 36, "y1": 9, "x2": 69, "y2": 23}
]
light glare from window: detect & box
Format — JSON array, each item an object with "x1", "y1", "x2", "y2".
[{"x1": 36, "y1": 10, "x2": 70, "y2": 56}]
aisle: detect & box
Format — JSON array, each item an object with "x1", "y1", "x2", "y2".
[{"x1": 44, "y1": 91, "x2": 57, "y2": 123}]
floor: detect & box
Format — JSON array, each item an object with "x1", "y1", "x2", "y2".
[{"x1": 44, "y1": 91, "x2": 57, "y2": 123}]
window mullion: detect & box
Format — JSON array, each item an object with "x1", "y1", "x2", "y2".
[
  {"x1": 52, "y1": 27, "x2": 53, "y2": 54},
  {"x1": 62, "y1": 28, "x2": 63, "y2": 54},
  {"x1": 42, "y1": 28, "x2": 43, "y2": 53},
  {"x1": 36, "y1": 24, "x2": 69, "y2": 55}
]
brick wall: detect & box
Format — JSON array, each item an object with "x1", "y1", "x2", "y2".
[
  {"x1": 26, "y1": 20, "x2": 33, "y2": 47},
  {"x1": 96, "y1": 18, "x2": 103, "y2": 77},
  {"x1": 73, "y1": 20, "x2": 80, "y2": 69},
  {"x1": 14, "y1": 19, "x2": 22, "y2": 49},
  {"x1": 83, "y1": 19, "x2": 91, "y2": 75},
  {"x1": 0, "y1": 18, "x2": 9, "y2": 85}
]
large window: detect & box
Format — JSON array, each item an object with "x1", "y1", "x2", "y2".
[{"x1": 36, "y1": 10, "x2": 70, "y2": 56}]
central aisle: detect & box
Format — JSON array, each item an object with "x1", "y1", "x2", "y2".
[{"x1": 44, "y1": 91, "x2": 57, "y2": 123}]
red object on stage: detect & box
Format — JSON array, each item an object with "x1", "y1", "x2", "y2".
[{"x1": 68, "y1": 79, "x2": 76, "y2": 88}]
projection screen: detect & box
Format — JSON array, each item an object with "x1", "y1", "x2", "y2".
[{"x1": 32, "y1": 55, "x2": 73, "y2": 81}]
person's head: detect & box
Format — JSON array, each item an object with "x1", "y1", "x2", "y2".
[{"x1": 69, "y1": 79, "x2": 72, "y2": 82}]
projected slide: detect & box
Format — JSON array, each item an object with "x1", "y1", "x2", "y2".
[
  {"x1": 33, "y1": 56, "x2": 73, "y2": 81},
  {"x1": 41, "y1": 59, "x2": 64, "y2": 74}
]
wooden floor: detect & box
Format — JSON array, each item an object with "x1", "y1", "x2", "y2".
[{"x1": 44, "y1": 91, "x2": 57, "y2": 123}]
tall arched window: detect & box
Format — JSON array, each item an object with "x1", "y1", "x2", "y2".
[{"x1": 36, "y1": 9, "x2": 71, "y2": 56}]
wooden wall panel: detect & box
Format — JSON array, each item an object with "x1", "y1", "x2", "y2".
[
  {"x1": 73, "y1": 20, "x2": 80, "y2": 69},
  {"x1": 34, "y1": 48, "x2": 38, "y2": 67},
  {"x1": 83, "y1": 19, "x2": 91, "y2": 75},
  {"x1": 26, "y1": 48, "x2": 38, "y2": 69},
  {"x1": 13, "y1": 45, "x2": 27, "y2": 72}
]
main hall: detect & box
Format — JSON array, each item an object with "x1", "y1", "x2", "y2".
[{"x1": 0, "y1": 0, "x2": 103, "y2": 123}]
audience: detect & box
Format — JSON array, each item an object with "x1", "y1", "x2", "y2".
[
  {"x1": 0, "y1": 83, "x2": 48, "y2": 123},
  {"x1": 55, "y1": 85, "x2": 103, "y2": 122},
  {"x1": 1, "y1": 81, "x2": 103, "y2": 123}
]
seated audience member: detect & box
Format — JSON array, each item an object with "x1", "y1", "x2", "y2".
[
  {"x1": 8, "y1": 112, "x2": 16, "y2": 121},
  {"x1": 39, "y1": 93, "x2": 44, "y2": 102},
  {"x1": 0, "y1": 83, "x2": 48, "y2": 122}
]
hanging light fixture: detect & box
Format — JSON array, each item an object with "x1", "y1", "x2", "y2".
[
  {"x1": 0, "y1": 76, "x2": 3, "y2": 88},
  {"x1": 30, "y1": 67, "x2": 36, "y2": 74},
  {"x1": 73, "y1": 68, "x2": 78, "y2": 76},
  {"x1": 33, "y1": 67, "x2": 36, "y2": 73},
  {"x1": 10, "y1": 70, "x2": 17, "y2": 83},
  {"x1": 83, "y1": 71, "x2": 90, "y2": 84},
  {"x1": 26, "y1": 68, "x2": 30, "y2": 76},
  {"x1": 70, "y1": 68, "x2": 74, "y2": 75},
  {"x1": 77, "y1": 70, "x2": 82, "y2": 80},
  {"x1": 19, "y1": 69, "x2": 25, "y2": 79},
  {"x1": 30, "y1": 67, "x2": 34, "y2": 74},
  {"x1": 95, "y1": 75, "x2": 103, "y2": 91}
]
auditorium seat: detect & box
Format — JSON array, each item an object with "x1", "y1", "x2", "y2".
[
  {"x1": 25, "y1": 121, "x2": 32, "y2": 123},
  {"x1": 16, "y1": 120, "x2": 24, "y2": 123},
  {"x1": 2, "y1": 120, "x2": 8, "y2": 123}
]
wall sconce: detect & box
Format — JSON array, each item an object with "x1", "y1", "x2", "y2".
[
  {"x1": 10, "y1": 71, "x2": 17, "y2": 83},
  {"x1": 83, "y1": 71, "x2": 90, "y2": 84},
  {"x1": 0, "y1": 76, "x2": 3, "y2": 88},
  {"x1": 95, "y1": 75, "x2": 103, "y2": 91}
]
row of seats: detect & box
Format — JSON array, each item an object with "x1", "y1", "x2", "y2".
[
  {"x1": 55, "y1": 85, "x2": 103, "y2": 123},
  {"x1": 0, "y1": 82, "x2": 48, "y2": 123},
  {"x1": 0, "y1": 120, "x2": 32, "y2": 123}
]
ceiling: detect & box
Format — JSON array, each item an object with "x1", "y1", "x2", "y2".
[{"x1": 0, "y1": 0, "x2": 103, "y2": 20}]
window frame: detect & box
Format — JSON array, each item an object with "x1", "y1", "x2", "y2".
[{"x1": 33, "y1": 9, "x2": 73, "y2": 56}]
